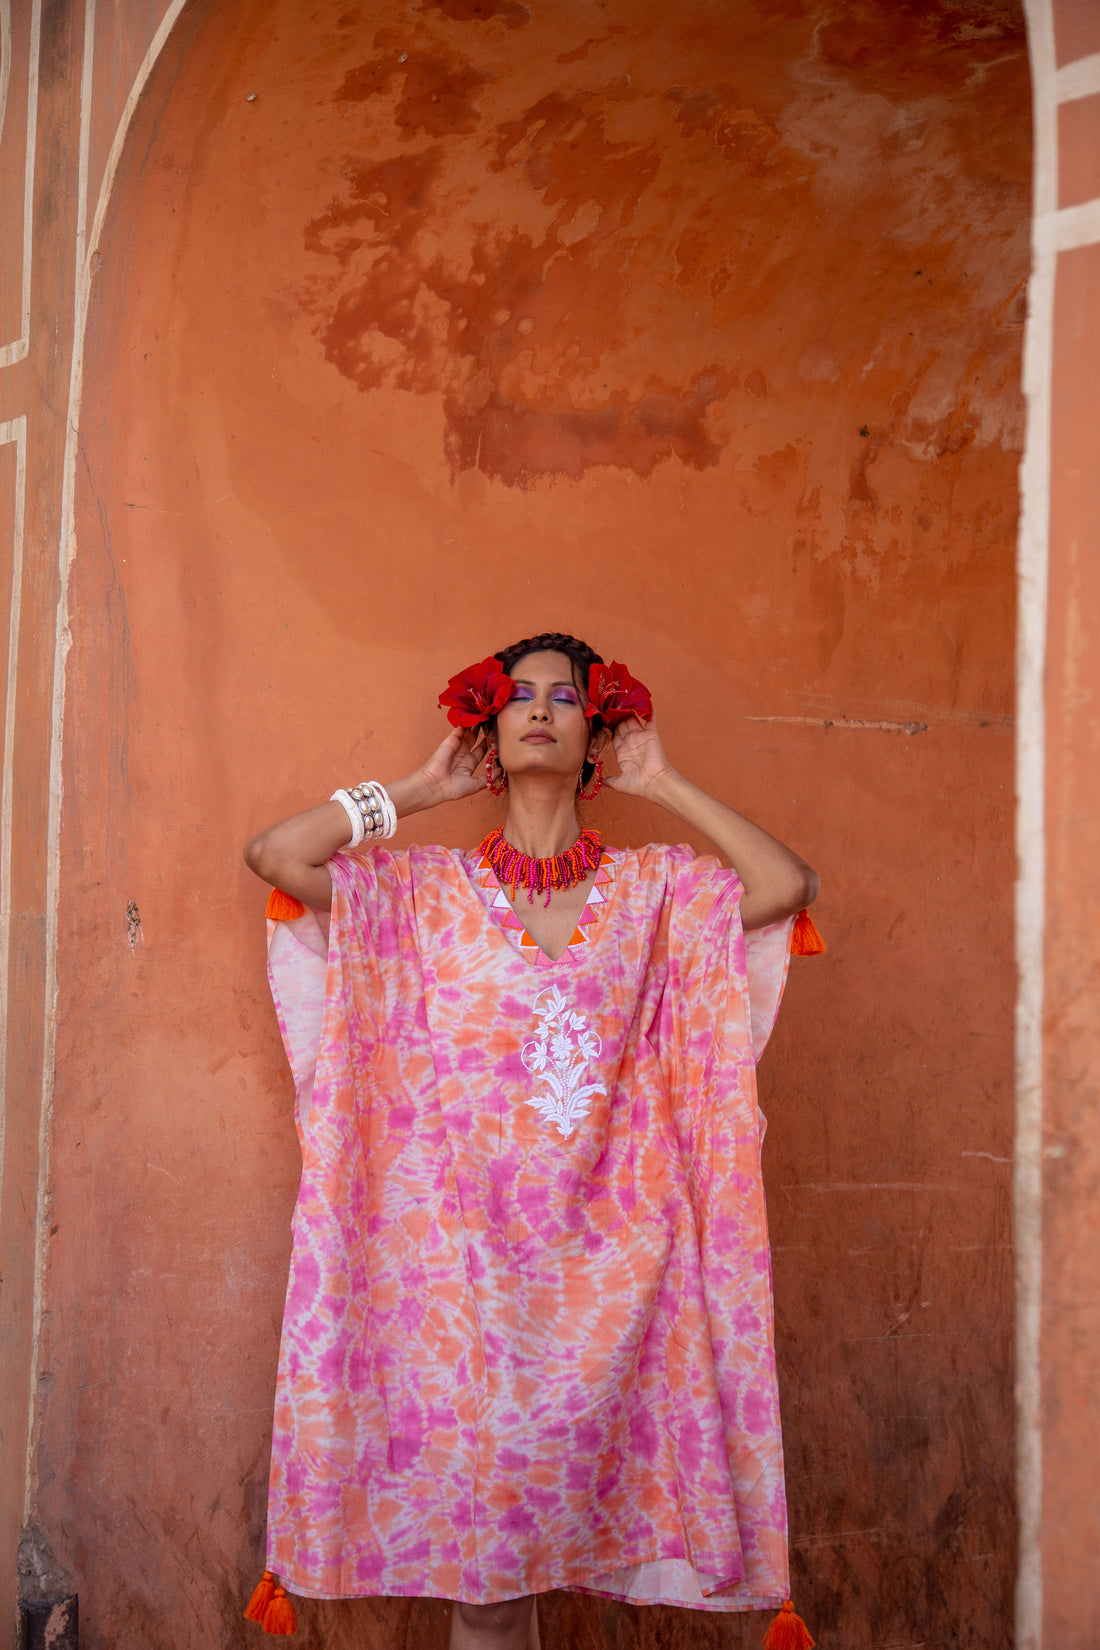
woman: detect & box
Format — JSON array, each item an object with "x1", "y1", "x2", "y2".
[{"x1": 243, "y1": 632, "x2": 821, "y2": 1650}]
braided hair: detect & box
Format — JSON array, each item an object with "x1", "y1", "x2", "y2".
[{"x1": 493, "y1": 632, "x2": 605, "y2": 791}]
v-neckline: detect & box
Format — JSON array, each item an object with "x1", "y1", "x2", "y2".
[{"x1": 466, "y1": 848, "x2": 618, "y2": 966}]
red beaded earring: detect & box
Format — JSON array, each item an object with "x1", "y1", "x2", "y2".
[
  {"x1": 577, "y1": 753, "x2": 604, "y2": 800},
  {"x1": 485, "y1": 748, "x2": 509, "y2": 796}
]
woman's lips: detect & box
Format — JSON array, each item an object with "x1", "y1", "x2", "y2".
[{"x1": 521, "y1": 733, "x2": 556, "y2": 743}]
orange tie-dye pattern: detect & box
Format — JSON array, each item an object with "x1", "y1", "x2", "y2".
[{"x1": 263, "y1": 843, "x2": 797, "y2": 1612}]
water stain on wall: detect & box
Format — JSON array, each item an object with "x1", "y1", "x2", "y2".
[
  {"x1": 306, "y1": 51, "x2": 742, "y2": 486},
  {"x1": 420, "y1": 0, "x2": 531, "y2": 27},
  {"x1": 335, "y1": 50, "x2": 491, "y2": 136},
  {"x1": 556, "y1": 25, "x2": 627, "y2": 66},
  {"x1": 294, "y1": 0, "x2": 1026, "y2": 568},
  {"x1": 818, "y1": 0, "x2": 1025, "y2": 93},
  {"x1": 665, "y1": 85, "x2": 784, "y2": 175}
]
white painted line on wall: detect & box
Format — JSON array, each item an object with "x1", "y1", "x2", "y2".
[
  {"x1": 1054, "y1": 51, "x2": 1100, "y2": 104},
  {"x1": 73, "y1": 0, "x2": 94, "y2": 273},
  {"x1": 1036, "y1": 195, "x2": 1100, "y2": 253},
  {"x1": 22, "y1": 0, "x2": 96, "y2": 1527},
  {"x1": 83, "y1": 0, "x2": 191, "y2": 280},
  {"x1": 26, "y1": 0, "x2": 192, "y2": 1526},
  {"x1": 1018, "y1": 4, "x2": 1055, "y2": 1649},
  {"x1": 0, "y1": 1, "x2": 13, "y2": 162},
  {"x1": 0, "y1": 0, "x2": 40, "y2": 367},
  {"x1": 0, "y1": 413, "x2": 27, "y2": 1214}
]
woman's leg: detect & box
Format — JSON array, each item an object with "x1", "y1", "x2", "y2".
[{"x1": 449, "y1": 1595, "x2": 538, "y2": 1650}]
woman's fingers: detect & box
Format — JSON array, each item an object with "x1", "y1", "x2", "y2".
[
  {"x1": 422, "y1": 724, "x2": 493, "y2": 800},
  {"x1": 457, "y1": 729, "x2": 487, "y2": 766},
  {"x1": 435, "y1": 728, "x2": 465, "y2": 763},
  {"x1": 430, "y1": 726, "x2": 489, "y2": 798}
]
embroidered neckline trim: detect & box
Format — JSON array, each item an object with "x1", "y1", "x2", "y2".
[{"x1": 474, "y1": 849, "x2": 617, "y2": 964}]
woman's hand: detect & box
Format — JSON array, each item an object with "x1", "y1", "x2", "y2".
[
  {"x1": 605, "y1": 713, "x2": 675, "y2": 800},
  {"x1": 605, "y1": 712, "x2": 818, "y2": 929},
  {"x1": 417, "y1": 726, "x2": 489, "y2": 806}
]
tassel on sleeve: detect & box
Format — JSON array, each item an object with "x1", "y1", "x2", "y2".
[
  {"x1": 762, "y1": 1599, "x2": 815, "y2": 1649},
  {"x1": 791, "y1": 909, "x2": 826, "y2": 956},
  {"x1": 266, "y1": 888, "x2": 308, "y2": 922}
]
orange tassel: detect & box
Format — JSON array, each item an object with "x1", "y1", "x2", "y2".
[
  {"x1": 791, "y1": 910, "x2": 826, "y2": 956},
  {"x1": 244, "y1": 1570, "x2": 276, "y2": 1623},
  {"x1": 763, "y1": 1599, "x2": 814, "y2": 1650},
  {"x1": 266, "y1": 888, "x2": 307, "y2": 922},
  {"x1": 260, "y1": 1585, "x2": 297, "y2": 1635}
]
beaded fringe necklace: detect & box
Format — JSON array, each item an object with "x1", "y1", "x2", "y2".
[{"x1": 479, "y1": 826, "x2": 602, "y2": 907}]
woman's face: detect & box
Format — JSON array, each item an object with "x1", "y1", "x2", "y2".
[{"x1": 494, "y1": 650, "x2": 598, "y2": 782}]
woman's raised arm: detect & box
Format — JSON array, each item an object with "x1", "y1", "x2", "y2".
[
  {"x1": 606, "y1": 714, "x2": 819, "y2": 931},
  {"x1": 243, "y1": 728, "x2": 488, "y2": 911}
]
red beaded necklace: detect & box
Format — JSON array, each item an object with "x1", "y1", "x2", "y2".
[{"x1": 479, "y1": 826, "x2": 602, "y2": 907}]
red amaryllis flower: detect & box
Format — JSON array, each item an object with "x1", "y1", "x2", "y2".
[
  {"x1": 587, "y1": 661, "x2": 653, "y2": 725},
  {"x1": 439, "y1": 656, "x2": 514, "y2": 727}
]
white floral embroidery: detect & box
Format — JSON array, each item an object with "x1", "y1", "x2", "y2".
[{"x1": 521, "y1": 985, "x2": 607, "y2": 1140}]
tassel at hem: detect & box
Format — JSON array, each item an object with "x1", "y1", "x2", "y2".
[
  {"x1": 244, "y1": 1571, "x2": 276, "y2": 1624},
  {"x1": 245, "y1": 1573, "x2": 297, "y2": 1635},
  {"x1": 762, "y1": 1598, "x2": 814, "y2": 1649},
  {"x1": 261, "y1": 1587, "x2": 297, "y2": 1634}
]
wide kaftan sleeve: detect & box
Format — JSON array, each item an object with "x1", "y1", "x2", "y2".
[
  {"x1": 264, "y1": 850, "x2": 413, "y2": 1135},
  {"x1": 265, "y1": 907, "x2": 329, "y2": 1139},
  {"x1": 743, "y1": 917, "x2": 797, "y2": 1061},
  {"x1": 658, "y1": 846, "x2": 796, "y2": 1063}
]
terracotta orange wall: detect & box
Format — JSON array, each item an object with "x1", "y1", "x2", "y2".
[
  {"x1": 31, "y1": 2, "x2": 1029, "y2": 1646},
  {"x1": 1022, "y1": 1, "x2": 1100, "y2": 1644},
  {"x1": 0, "y1": 0, "x2": 184, "y2": 1636},
  {"x1": 1042, "y1": 237, "x2": 1100, "y2": 1646}
]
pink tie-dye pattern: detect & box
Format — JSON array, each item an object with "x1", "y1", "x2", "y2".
[{"x1": 263, "y1": 843, "x2": 795, "y2": 1612}]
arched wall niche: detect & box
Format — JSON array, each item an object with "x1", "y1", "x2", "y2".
[{"x1": 36, "y1": 1, "x2": 1029, "y2": 1645}]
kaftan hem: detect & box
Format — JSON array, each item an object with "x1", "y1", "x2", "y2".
[{"x1": 266, "y1": 1557, "x2": 786, "y2": 1614}]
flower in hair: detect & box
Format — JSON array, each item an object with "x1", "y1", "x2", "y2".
[
  {"x1": 587, "y1": 661, "x2": 653, "y2": 725},
  {"x1": 439, "y1": 656, "x2": 514, "y2": 727}
]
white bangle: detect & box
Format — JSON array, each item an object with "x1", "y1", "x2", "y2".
[
  {"x1": 373, "y1": 783, "x2": 397, "y2": 839},
  {"x1": 332, "y1": 781, "x2": 398, "y2": 845},
  {"x1": 355, "y1": 781, "x2": 390, "y2": 840},
  {"x1": 330, "y1": 789, "x2": 365, "y2": 847}
]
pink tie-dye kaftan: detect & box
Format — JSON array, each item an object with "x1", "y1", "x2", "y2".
[{"x1": 263, "y1": 842, "x2": 798, "y2": 1612}]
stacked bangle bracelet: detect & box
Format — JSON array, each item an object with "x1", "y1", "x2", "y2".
[{"x1": 330, "y1": 781, "x2": 397, "y2": 847}]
